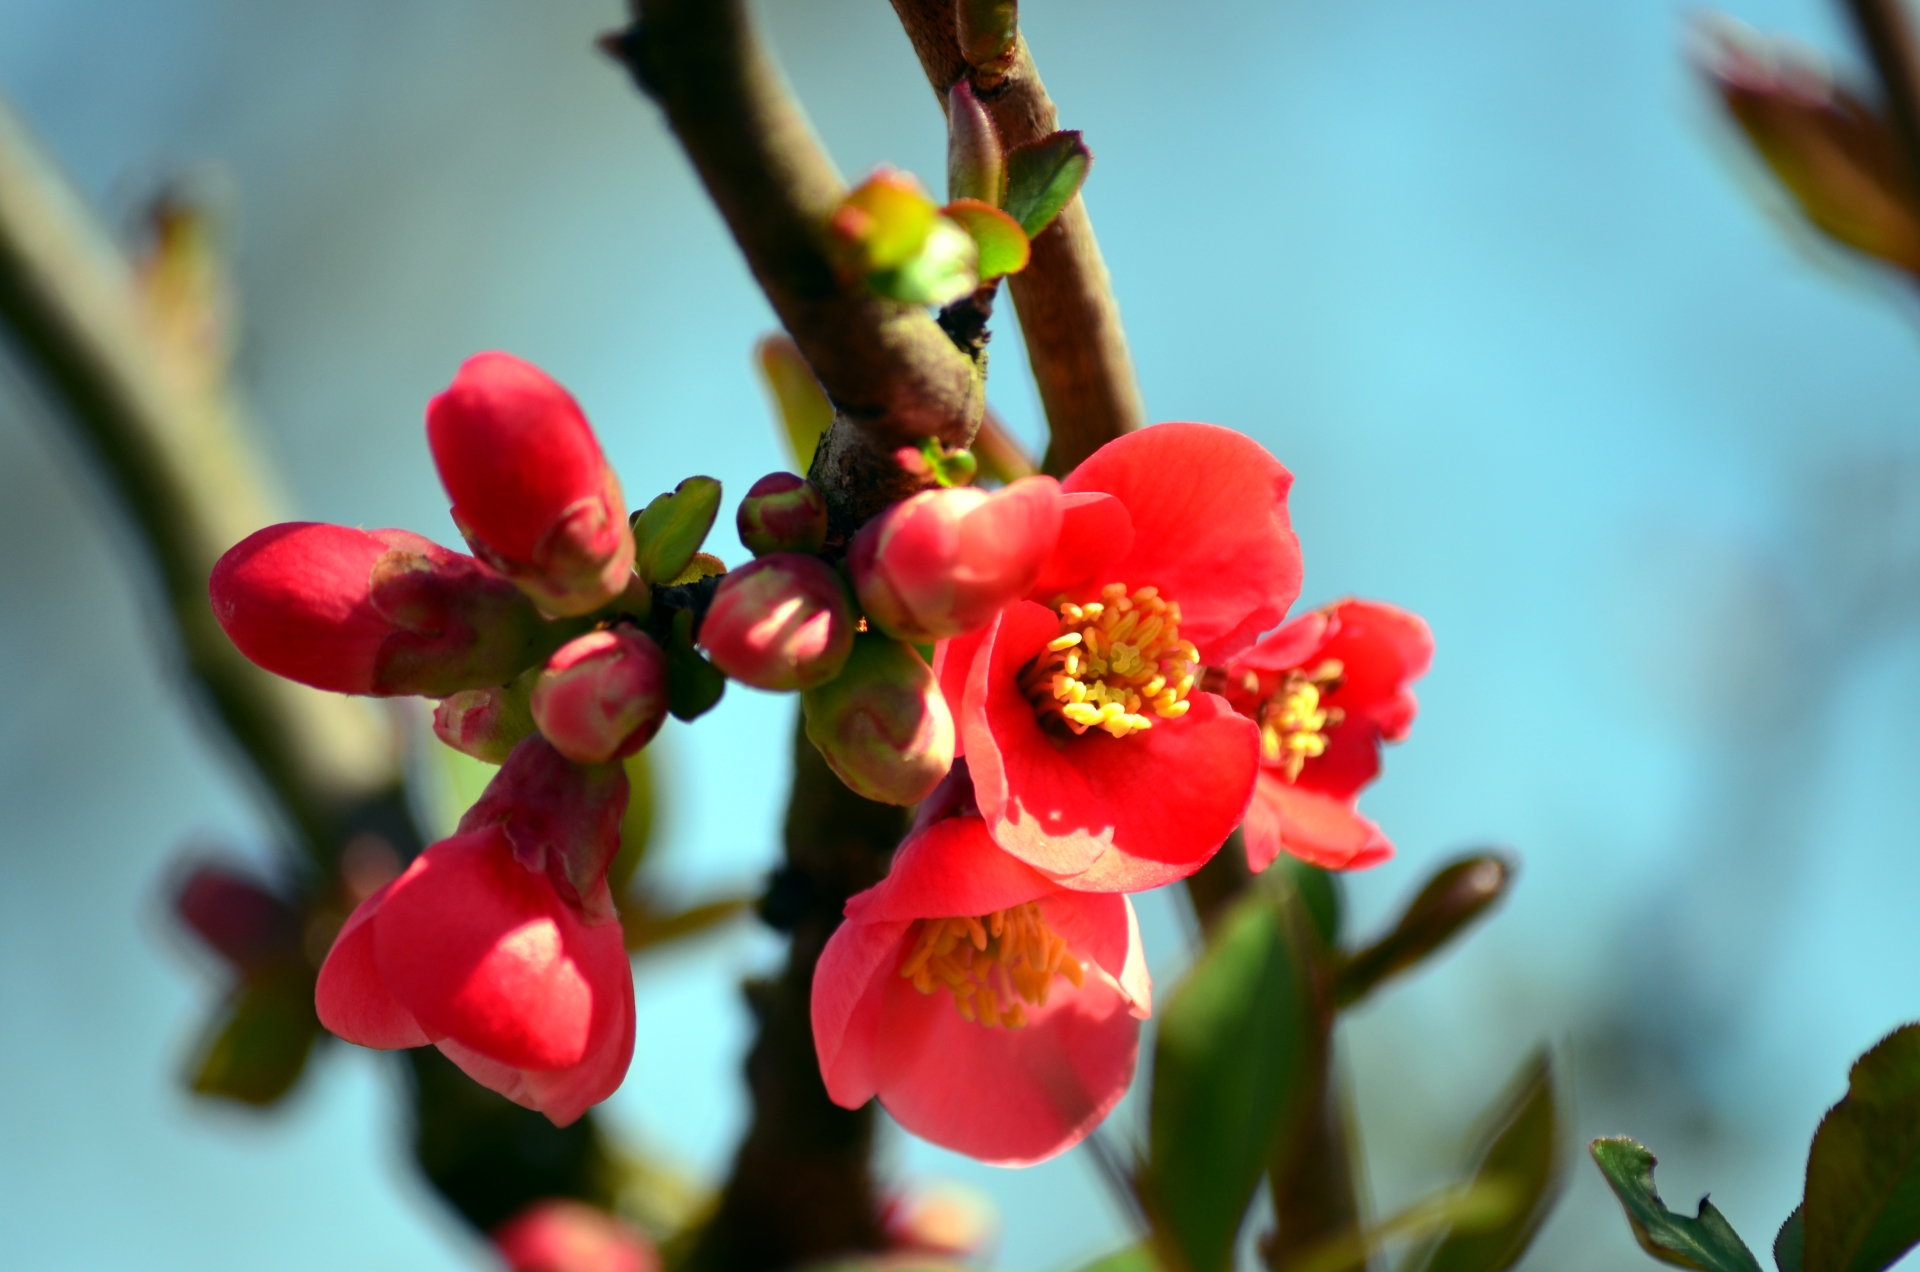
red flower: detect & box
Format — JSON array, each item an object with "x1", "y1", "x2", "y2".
[
  {"x1": 1216, "y1": 599, "x2": 1432, "y2": 872},
  {"x1": 812, "y1": 776, "x2": 1150, "y2": 1165},
  {"x1": 492, "y1": 1200, "x2": 659, "y2": 1272},
  {"x1": 209, "y1": 522, "x2": 547, "y2": 696},
  {"x1": 427, "y1": 352, "x2": 634, "y2": 618},
  {"x1": 315, "y1": 738, "x2": 634, "y2": 1126},
  {"x1": 934, "y1": 424, "x2": 1300, "y2": 891}
]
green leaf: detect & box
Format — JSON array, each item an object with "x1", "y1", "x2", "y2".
[
  {"x1": 755, "y1": 334, "x2": 834, "y2": 473},
  {"x1": 944, "y1": 199, "x2": 1030, "y2": 279},
  {"x1": 1804, "y1": 1024, "x2": 1920, "y2": 1272},
  {"x1": 666, "y1": 608, "x2": 725, "y2": 721},
  {"x1": 1777, "y1": 1208, "x2": 1805, "y2": 1272},
  {"x1": 1272, "y1": 854, "x2": 1343, "y2": 948},
  {"x1": 1072, "y1": 1246, "x2": 1162, "y2": 1272},
  {"x1": 1146, "y1": 889, "x2": 1314, "y2": 1272},
  {"x1": 622, "y1": 892, "x2": 754, "y2": 954},
  {"x1": 1590, "y1": 1138, "x2": 1764, "y2": 1272},
  {"x1": 1337, "y1": 854, "x2": 1513, "y2": 1008},
  {"x1": 632, "y1": 476, "x2": 722, "y2": 585},
  {"x1": 868, "y1": 215, "x2": 978, "y2": 307},
  {"x1": 1406, "y1": 1048, "x2": 1565, "y2": 1272},
  {"x1": 1002, "y1": 130, "x2": 1092, "y2": 238},
  {"x1": 187, "y1": 974, "x2": 321, "y2": 1106},
  {"x1": 1281, "y1": 1180, "x2": 1521, "y2": 1272}
]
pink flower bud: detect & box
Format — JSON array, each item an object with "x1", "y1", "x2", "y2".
[
  {"x1": 427, "y1": 352, "x2": 635, "y2": 617},
  {"x1": 849, "y1": 476, "x2": 1063, "y2": 643},
  {"x1": 433, "y1": 673, "x2": 537, "y2": 764},
  {"x1": 736, "y1": 472, "x2": 828, "y2": 557},
  {"x1": 802, "y1": 635, "x2": 954, "y2": 805},
  {"x1": 174, "y1": 862, "x2": 300, "y2": 976},
  {"x1": 699, "y1": 554, "x2": 855, "y2": 691},
  {"x1": 493, "y1": 1200, "x2": 659, "y2": 1272},
  {"x1": 530, "y1": 627, "x2": 669, "y2": 765},
  {"x1": 210, "y1": 522, "x2": 551, "y2": 696}
]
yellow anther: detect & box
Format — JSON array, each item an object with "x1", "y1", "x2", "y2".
[
  {"x1": 1017, "y1": 582, "x2": 1198, "y2": 739},
  {"x1": 1261, "y1": 660, "x2": 1346, "y2": 782},
  {"x1": 898, "y1": 902, "x2": 1088, "y2": 1030}
]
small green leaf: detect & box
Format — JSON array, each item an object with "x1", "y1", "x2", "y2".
[
  {"x1": 1336, "y1": 854, "x2": 1513, "y2": 1007},
  {"x1": 632, "y1": 476, "x2": 723, "y2": 585},
  {"x1": 944, "y1": 199, "x2": 1030, "y2": 279},
  {"x1": 1071, "y1": 1246, "x2": 1161, "y2": 1272},
  {"x1": 1804, "y1": 1024, "x2": 1920, "y2": 1272},
  {"x1": 187, "y1": 974, "x2": 321, "y2": 1107},
  {"x1": 1280, "y1": 1180, "x2": 1521, "y2": 1272},
  {"x1": 1406, "y1": 1048, "x2": 1565, "y2": 1272},
  {"x1": 666, "y1": 608, "x2": 725, "y2": 721},
  {"x1": 1002, "y1": 130, "x2": 1092, "y2": 238},
  {"x1": 868, "y1": 215, "x2": 979, "y2": 307},
  {"x1": 755, "y1": 334, "x2": 834, "y2": 473},
  {"x1": 1777, "y1": 1208, "x2": 1805, "y2": 1272},
  {"x1": 958, "y1": 0, "x2": 1018, "y2": 72},
  {"x1": 1590, "y1": 1138, "x2": 1764, "y2": 1272},
  {"x1": 1146, "y1": 890, "x2": 1313, "y2": 1272},
  {"x1": 622, "y1": 892, "x2": 754, "y2": 954}
]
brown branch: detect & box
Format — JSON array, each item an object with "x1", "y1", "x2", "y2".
[
  {"x1": 0, "y1": 97, "x2": 400, "y2": 857},
  {"x1": 605, "y1": 0, "x2": 986, "y2": 540},
  {"x1": 888, "y1": 1, "x2": 1146, "y2": 475},
  {"x1": 1844, "y1": 0, "x2": 1920, "y2": 193}
]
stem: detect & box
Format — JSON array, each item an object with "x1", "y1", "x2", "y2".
[
  {"x1": 606, "y1": 0, "x2": 985, "y2": 541},
  {"x1": 0, "y1": 98, "x2": 399, "y2": 860},
  {"x1": 1843, "y1": 0, "x2": 1920, "y2": 191},
  {"x1": 685, "y1": 714, "x2": 909, "y2": 1272},
  {"x1": 888, "y1": 0, "x2": 1147, "y2": 474}
]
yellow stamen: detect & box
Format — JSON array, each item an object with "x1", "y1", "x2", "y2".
[
  {"x1": 1260, "y1": 659, "x2": 1345, "y2": 781},
  {"x1": 1017, "y1": 582, "x2": 1199, "y2": 739},
  {"x1": 898, "y1": 902, "x2": 1088, "y2": 1030}
]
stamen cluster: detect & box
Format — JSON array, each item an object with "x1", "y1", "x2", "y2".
[
  {"x1": 1259, "y1": 659, "x2": 1345, "y2": 781},
  {"x1": 898, "y1": 902, "x2": 1086, "y2": 1029},
  {"x1": 1018, "y1": 584, "x2": 1199, "y2": 738}
]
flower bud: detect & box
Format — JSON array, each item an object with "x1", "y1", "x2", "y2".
[
  {"x1": 849, "y1": 475, "x2": 1062, "y2": 643},
  {"x1": 737, "y1": 472, "x2": 828, "y2": 557},
  {"x1": 947, "y1": 78, "x2": 1004, "y2": 204},
  {"x1": 210, "y1": 522, "x2": 551, "y2": 696},
  {"x1": 802, "y1": 634, "x2": 954, "y2": 805},
  {"x1": 493, "y1": 1200, "x2": 659, "y2": 1272},
  {"x1": 174, "y1": 862, "x2": 301, "y2": 976},
  {"x1": 458, "y1": 734, "x2": 630, "y2": 921},
  {"x1": 700, "y1": 554, "x2": 854, "y2": 691},
  {"x1": 433, "y1": 670, "x2": 538, "y2": 764},
  {"x1": 427, "y1": 352, "x2": 635, "y2": 617},
  {"x1": 530, "y1": 627, "x2": 670, "y2": 765}
]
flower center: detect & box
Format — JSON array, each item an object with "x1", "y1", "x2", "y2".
[
  {"x1": 1256, "y1": 659, "x2": 1344, "y2": 781},
  {"x1": 898, "y1": 902, "x2": 1087, "y2": 1029},
  {"x1": 1016, "y1": 583, "x2": 1199, "y2": 739}
]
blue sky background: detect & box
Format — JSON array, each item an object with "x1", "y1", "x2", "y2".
[{"x1": 5, "y1": 0, "x2": 1920, "y2": 1269}]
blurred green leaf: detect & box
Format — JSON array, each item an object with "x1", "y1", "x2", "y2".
[
  {"x1": 1282, "y1": 1180, "x2": 1521, "y2": 1272},
  {"x1": 186, "y1": 972, "x2": 320, "y2": 1106},
  {"x1": 1272, "y1": 854, "x2": 1343, "y2": 949},
  {"x1": 837, "y1": 171, "x2": 939, "y2": 270},
  {"x1": 755, "y1": 334, "x2": 834, "y2": 473},
  {"x1": 632, "y1": 476, "x2": 722, "y2": 586},
  {"x1": 622, "y1": 892, "x2": 754, "y2": 955},
  {"x1": 1777, "y1": 1208, "x2": 1805, "y2": 1272},
  {"x1": 1002, "y1": 131, "x2": 1091, "y2": 238},
  {"x1": 1404, "y1": 1048, "x2": 1564, "y2": 1272},
  {"x1": 666, "y1": 608, "x2": 725, "y2": 722},
  {"x1": 1146, "y1": 889, "x2": 1313, "y2": 1272},
  {"x1": 868, "y1": 215, "x2": 978, "y2": 307},
  {"x1": 1337, "y1": 854, "x2": 1513, "y2": 1008},
  {"x1": 606, "y1": 746, "x2": 657, "y2": 897},
  {"x1": 1590, "y1": 1138, "x2": 1764, "y2": 1272},
  {"x1": 1072, "y1": 1246, "x2": 1162, "y2": 1272},
  {"x1": 944, "y1": 199, "x2": 1030, "y2": 279},
  {"x1": 1804, "y1": 1024, "x2": 1920, "y2": 1272}
]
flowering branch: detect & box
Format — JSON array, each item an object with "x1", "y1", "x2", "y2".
[
  {"x1": 887, "y1": 0, "x2": 1146, "y2": 474},
  {"x1": 604, "y1": 0, "x2": 986, "y2": 539},
  {"x1": 0, "y1": 99, "x2": 400, "y2": 858}
]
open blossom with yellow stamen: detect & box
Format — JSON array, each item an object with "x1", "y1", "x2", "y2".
[
  {"x1": 934, "y1": 423, "x2": 1301, "y2": 892},
  {"x1": 1217, "y1": 598, "x2": 1433, "y2": 873},
  {"x1": 812, "y1": 783, "x2": 1150, "y2": 1166}
]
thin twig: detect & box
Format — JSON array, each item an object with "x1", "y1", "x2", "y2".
[
  {"x1": 0, "y1": 96, "x2": 400, "y2": 858},
  {"x1": 888, "y1": 0, "x2": 1146, "y2": 474},
  {"x1": 1844, "y1": 0, "x2": 1920, "y2": 191},
  {"x1": 605, "y1": 0, "x2": 985, "y2": 540}
]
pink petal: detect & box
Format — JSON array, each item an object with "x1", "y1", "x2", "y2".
[{"x1": 314, "y1": 880, "x2": 432, "y2": 1049}]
